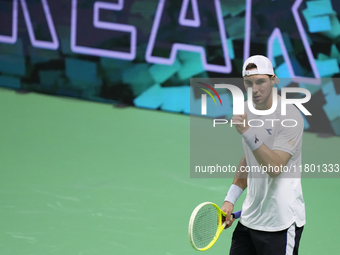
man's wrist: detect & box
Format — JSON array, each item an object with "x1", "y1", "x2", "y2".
[
  {"x1": 224, "y1": 184, "x2": 244, "y2": 205},
  {"x1": 242, "y1": 127, "x2": 263, "y2": 151}
]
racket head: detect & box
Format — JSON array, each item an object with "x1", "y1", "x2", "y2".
[{"x1": 188, "y1": 202, "x2": 225, "y2": 251}]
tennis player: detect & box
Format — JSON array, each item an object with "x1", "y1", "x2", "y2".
[{"x1": 221, "y1": 55, "x2": 305, "y2": 254}]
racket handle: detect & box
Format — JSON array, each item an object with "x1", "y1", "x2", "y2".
[{"x1": 231, "y1": 210, "x2": 242, "y2": 219}]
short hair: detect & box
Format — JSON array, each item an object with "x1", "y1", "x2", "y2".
[
  {"x1": 245, "y1": 63, "x2": 257, "y2": 70},
  {"x1": 245, "y1": 63, "x2": 273, "y2": 78}
]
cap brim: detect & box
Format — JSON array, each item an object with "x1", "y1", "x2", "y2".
[{"x1": 275, "y1": 76, "x2": 280, "y2": 84}]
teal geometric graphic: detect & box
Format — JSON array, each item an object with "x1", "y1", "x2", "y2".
[{"x1": 0, "y1": 0, "x2": 339, "y2": 135}]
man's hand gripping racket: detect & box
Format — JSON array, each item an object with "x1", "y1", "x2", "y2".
[{"x1": 188, "y1": 202, "x2": 242, "y2": 251}]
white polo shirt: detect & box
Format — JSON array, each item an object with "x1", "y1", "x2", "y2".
[{"x1": 239, "y1": 97, "x2": 306, "y2": 231}]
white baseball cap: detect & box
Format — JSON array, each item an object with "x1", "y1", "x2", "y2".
[{"x1": 242, "y1": 55, "x2": 280, "y2": 84}]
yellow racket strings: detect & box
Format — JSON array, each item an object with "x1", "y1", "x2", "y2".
[{"x1": 192, "y1": 204, "x2": 219, "y2": 249}]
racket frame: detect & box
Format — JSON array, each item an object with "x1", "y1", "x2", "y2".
[{"x1": 188, "y1": 202, "x2": 227, "y2": 251}]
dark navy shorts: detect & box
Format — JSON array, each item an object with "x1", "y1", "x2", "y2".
[{"x1": 229, "y1": 221, "x2": 304, "y2": 255}]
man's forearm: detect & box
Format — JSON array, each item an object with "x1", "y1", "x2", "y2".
[
  {"x1": 224, "y1": 156, "x2": 247, "y2": 206},
  {"x1": 252, "y1": 144, "x2": 291, "y2": 177},
  {"x1": 233, "y1": 155, "x2": 248, "y2": 190}
]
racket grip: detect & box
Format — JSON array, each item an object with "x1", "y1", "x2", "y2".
[{"x1": 231, "y1": 210, "x2": 242, "y2": 219}]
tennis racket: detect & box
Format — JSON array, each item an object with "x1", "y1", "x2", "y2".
[{"x1": 188, "y1": 202, "x2": 242, "y2": 251}]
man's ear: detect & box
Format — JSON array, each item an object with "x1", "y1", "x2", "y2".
[{"x1": 271, "y1": 75, "x2": 276, "y2": 85}]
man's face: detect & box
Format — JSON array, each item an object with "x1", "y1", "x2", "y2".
[{"x1": 243, "y1": 70, "x2": 275, "y2": 109}]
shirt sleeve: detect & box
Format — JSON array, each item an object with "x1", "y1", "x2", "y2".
[{"x1": 272, "y1": 106, "x2": 304, "y2": 156}]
